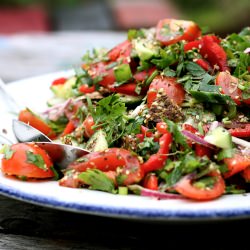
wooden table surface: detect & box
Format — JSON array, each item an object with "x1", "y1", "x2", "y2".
[{"x1": 0, "y1": 193, "x2": 250, "y2": 250}]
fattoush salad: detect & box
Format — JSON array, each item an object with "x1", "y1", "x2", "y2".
[{"x1": 1, "y1": 18, "x2": 250, "y2": 201}]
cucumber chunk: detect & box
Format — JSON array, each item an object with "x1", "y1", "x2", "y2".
[
  {"x1": 204, "y1": 126, "x2": 232, "y2": 149},
  {"x1": 85, "y1": 129, "x2": 108, "y2": 152}
]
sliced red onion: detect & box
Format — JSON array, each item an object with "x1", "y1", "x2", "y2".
[
  {"x1": 181, "y1": 130, "x2": 216, "y2": 149},
  {"x1": 208, "y1": 121, "x2": 221, "y2": 132},
  {"x1": 128, "y1": 185, "x2": 184, "y2": 200},
  {"x1": 42, "y1": 98, "x2": 73, "y2": 121}
]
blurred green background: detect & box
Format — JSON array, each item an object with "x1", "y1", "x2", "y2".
[{"x1": 0, "y1": 0, "x2": 249, "y2": 36}]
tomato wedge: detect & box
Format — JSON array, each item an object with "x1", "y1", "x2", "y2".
[
  {"x1": 18, "y1": 109, "x2": 56, "y2": 139},
  {"x1": 229, "y1": 124, "x2": 250, "y2": 138},
  {"x1": 1, "y1": 143, "x2": 54, "y2": 178},
  {"x1": 107, "y1": 40, "x2": 132, "y2": 62},
  {"x1": 143, "y1": 173, "x2": 158, "y2": 190},
  {"x1": 223, "y1": 153, "x2": 250, "y2": 179},
  {"x1": 147, "y1": 75, "x2": 185, "y2": 107},
  {"x1": 156, "y1": 19, "x2": 201, "y2": 46},
  {"x1": 174, "y1": 172, "x2": 225, "y2": 201},
  {"x1": 82, "y1": 115, "x2": 95, "y2": 138},
  {"x1": 67, "y1": 148, "x2": 144, "y2": 185},
  {"x1": 200, "y1": 35, "x2": 229, "y2": 72},
  {"x1": 216, "y1": 71, "x2": 242, "y2": 105}
]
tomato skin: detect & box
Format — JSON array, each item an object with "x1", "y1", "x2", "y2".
[
  {"x1": 82, "y1": 115, "x2": 95, "y2": 138},
  {"x1": 143, "y1": 173, "x2": 158, "y2": 190},
  {"x1": 242, "y1": 167, "x2": 250, "y2": 182},
  {"x1": 1, "y1": 143, "x2": 54, "y2": 178},
  {"x1": 107, "y1": 40, "x2": 132, "y2": 62},
  {"x1": 51, "y1": 77, "x2": 67, "y2": 86},
  {"x1": 78, "y1": 84, "x2": 95, "y2": 94},
  {"x1": 61, "y1": 120, "x2": 76, "y2": 137},
  {"x1": 147, "y1": 75, "x2": 185, "y2": 107},
  {"x1": 216, "y1": 71, "x2": 242, "y2": 105},
  {"x1": 107, "y1": 82, "x2": 141, "y2": 96},
  {"x1": 200, "y1": 35, "x2": 229, "y2": 72},
  {"x1": 18, "y1": 109, "x2": 56, "y2": 140},
  {"x1": 133, "y1": 67, "x2": 156, "y2": 82},
  {"x1": 195, "y1": 59, "x2": 211, "y2": 72},
  {"x1": 223, "y1": 153, "x2": 250, "y2": 179},
  {"x1": 195, "y1": 144, "x2": 211, "y2": 158},
  {"x1": 156, "y1": 19, "x2": 201, "y2": 46},
  {"x1": 229, "y1": 124, "x2": 250, "y2": 138},
  {"x1": 141, "y1": 131, "x2": 172, "y2": 174},
  {"x1": 68, "y1": 148, "x2": 144, "y2": 185},
  {"x1": 174, "y1": 172, "x2": 225, "y2": 201}
]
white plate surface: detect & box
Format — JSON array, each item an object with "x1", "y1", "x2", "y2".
[{"x1": 1, "y1": 71, "x2": 250, "y2": 222}]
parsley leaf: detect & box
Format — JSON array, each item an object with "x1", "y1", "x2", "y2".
[
  {"x1": 78, "y1": 169, "x2": 116, "y2": 193},
  {"x1": 91, "y1": 94, "x2": 127, "y2": 146},
  {"x1": 0, "y1": 144, "x2": 15, "y2": 160},
  {"x1": 26, "y1": 150, "x2": 48, "y2": 171}
]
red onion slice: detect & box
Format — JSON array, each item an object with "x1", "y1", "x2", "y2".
[
  {"x1": 181, "y1": 130, "x2": 216, "y2": 149},
  {"x1": 128, "y1": 185, "x2": 184, "y2": 200}
]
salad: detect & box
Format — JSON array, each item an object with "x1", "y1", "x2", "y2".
[{"x1": 1, "y1": 18, "x2": 250, "y2": 201}]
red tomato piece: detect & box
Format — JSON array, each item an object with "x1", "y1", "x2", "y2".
[
  {"x1": 223, "y1": 153, "x2": 250, "y2": 179},
  {"x1": 241, "y1": 167, "x2": 250, "y2": 182},
  {"x1": 107, "y1": 40, "x2": 132, "y2": 62},
  {"x1": 133, "y1": 67, "x2": 156, "y2": 82},
  {"x1": 200, "y1": 35, "x2": 229, "y2": 71},
  {"x1": 78, "y1": 84, "x2": 95, "y2": 94},
  {"x1": 184, "y1": 40, "x2": 202, "y2": 52},
  {"x1": 216, "y1": 71, "x2": 242, "y2": 105},
  {"x1": 107, "y1": 82, "x2": 137, "y2": 95},
  {"x1": 194, "y1": 58, "x2": 211, "y2": 72},
  {"x1": 82, "y1": 115, "x2": 95, "y2": 138},
  {"x1": 174, "y1": 172, "x2": 225, "y2": 201},
  {"x1": 18, "y1": 109, "x2": 56, "y2": 140},
  {"x1": 1, "y1": 143, "x2": 54, "y2": 178},
  {"x1": 143, "y1": 173, "x2": 158, "y2": 190},
  {"x1": 140, "y1": 125, "x2": 153, "y2": 137},
  {"x1": 141, "y1": 131, "x2": 172, "y2": 174},
  {"x1": 68, "y1": 148, "x2": 144, "y2": 185},
  {"x1": 61, "y1": 120, "x2": 76, "y2": 137},
  {"x1": 195, "y1": 144, "x2": 211, "y2": 158},
  {"x1": 51, "y1": 77, "x2": 67, "y2": 86},
  {"x1": 147, "y1": 75, "x2": 185, "y2": 107},
  {"x1": 229, "y1": 124, "x2": 250, "y2": 138},
  {"x1": 156, "y1": 122, "x2": 168, "y2": 134},
  {"x1": 156, "y1": 19, "x2": 201, "y2": 46}
]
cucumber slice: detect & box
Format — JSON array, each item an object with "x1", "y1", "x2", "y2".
[
  {"x1": 204, "y1": 126, "x2": 232, "y2": 149},
  {"x1": 85, "y1": 129, "x2": 108, "y2": 152}
]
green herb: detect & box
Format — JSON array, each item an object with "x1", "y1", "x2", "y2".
[
  {"x1": 26, "y1": 150, "x2": 48, "y2": 171},
  {"x1": 164, "y1": 119, "x2": 189, "y2": 150},
  {"x1": 78, "y1": 169, "x2": 116, "y2": 193},
  {"x1": 91, "y1": 94, "x2": 127, "y2": 146},
  {"x1": 0, "y1": 144, "x2": 15, "y2": 160}
]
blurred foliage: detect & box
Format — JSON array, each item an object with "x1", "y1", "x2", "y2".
[
  {"x1": 174, "y1": 0, "x2": 250, "y2": 36},
  {"x1": 0, "y1": 0, "x2": 82, "y2": 7}
]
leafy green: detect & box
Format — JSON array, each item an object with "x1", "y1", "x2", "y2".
[
  {"x1": 78, "y1": 169, "x2": 116, "y2": 193},
  {"x1": 164, "y1": 119, "x2": 189, "y2": 150},
  {"x1": 0, "y1": 144, "x2": 15, "y2": 160},
  {"x1": 26, "y1": 150, "x2": 48, "y2": 171},
  {"x1": 91, "y1": 94, "x2": 127, "y2": 146}
]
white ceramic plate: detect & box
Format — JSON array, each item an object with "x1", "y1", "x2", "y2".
[{"x1": 1, "y1": 71, "x2": 250, "y2": 222}]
